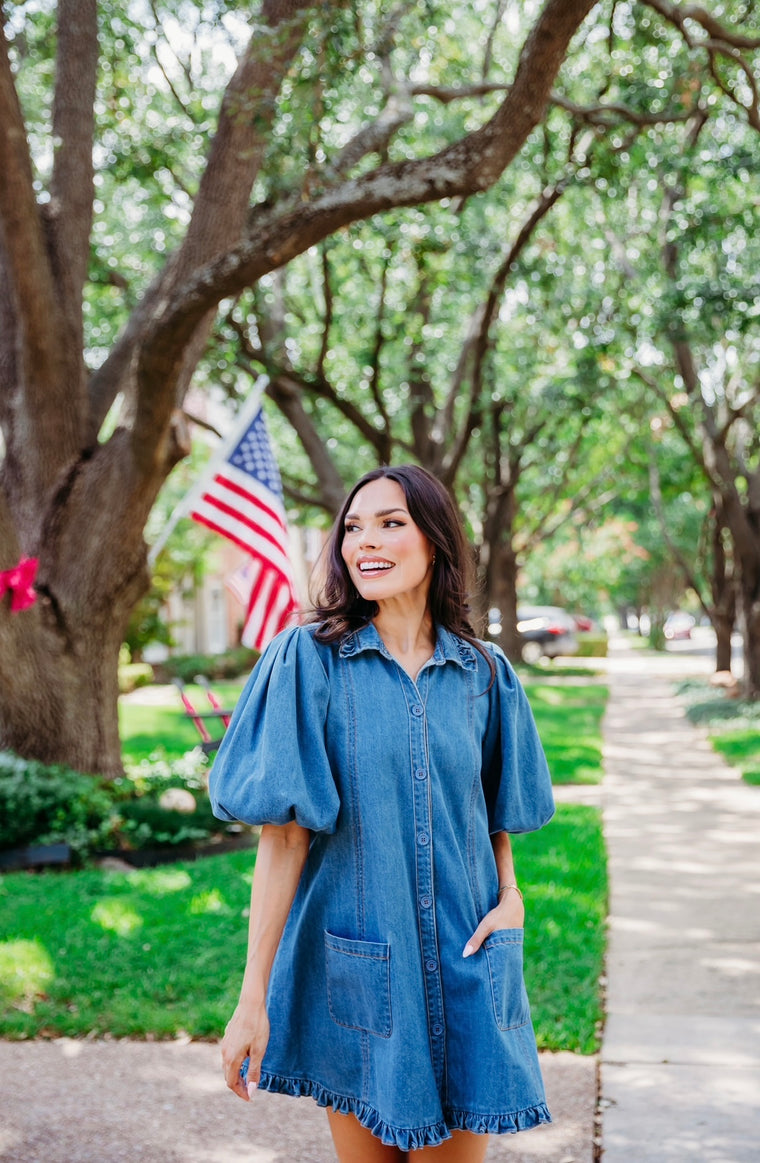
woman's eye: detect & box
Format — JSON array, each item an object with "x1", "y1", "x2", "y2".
[
  {"x1": 384, "y1": 519, "x2": 404, "y2": 528},
  {"x1": 344, "y1": 523, "x2": 360, "y2": 534}
]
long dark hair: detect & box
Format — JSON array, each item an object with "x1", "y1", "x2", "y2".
[{"x1": 311, "y1": 465, "x2": 494, "y2": 678}]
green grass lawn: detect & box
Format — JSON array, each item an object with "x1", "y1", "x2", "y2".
[
  {"x1": 524, "y1": 682, "x2": 608, "y2": 784},
  {"x1": 119, "y1": 682, "x2": 244, "y2": 763},
  {"x1": 122, "y1": 677, "x2": 608, "y2": 787},
  {"x1": 0, "y1": 802, "x2": 605, "y2": 1053},
  {"x1": 1, "y1": 672, "x2": 608, "y2": 1051},
  {"x1": 678, "y1": 681, "x2": 760, "y2": 786},
  {"x1": 710, "y1": 732, "x2": 760, "y2": 785}
]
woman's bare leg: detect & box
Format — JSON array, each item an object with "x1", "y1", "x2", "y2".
[
  {"x1": 410, "y1": 1131, "x2": 489, "y2": 1162},
  {"x1": 326, "y1": 1109, "x2": 406, "y2": 1163}
]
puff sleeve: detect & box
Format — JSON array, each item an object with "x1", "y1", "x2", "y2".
[
  {"x1": 208, "y1": 625, "x2": 340, "y2": 834},
  {"x1": 481, "y1": 643, "x2": 555, "y2": 835}
]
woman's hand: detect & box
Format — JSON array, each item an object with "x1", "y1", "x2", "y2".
[
  {"x1": 462, "y1": 887, "x2": 525, "y2": 958},
  {"x1": 220, "y1": 999, "x2": 270, "y2": 1101}
]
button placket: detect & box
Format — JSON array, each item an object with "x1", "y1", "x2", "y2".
[{"x1": 403, "y1": 670, "x2": 446, "y2": 1087}]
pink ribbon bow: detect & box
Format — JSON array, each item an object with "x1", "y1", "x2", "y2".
[{"x1": 0, "y1": 556, "x2": 39, "y2": 612}]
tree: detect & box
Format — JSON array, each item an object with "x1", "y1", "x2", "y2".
[{"x1": 0, "y1": 0, "x2": 597, "y2": 774}]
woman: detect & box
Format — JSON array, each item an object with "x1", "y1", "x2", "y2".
[{"x1": 209, "y1": 464, "x2": 555, "y2": 1162}]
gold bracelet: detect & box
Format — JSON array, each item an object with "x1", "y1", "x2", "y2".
[{"x1": 497, "y1": 883, "x2": 523, "y2": 901}]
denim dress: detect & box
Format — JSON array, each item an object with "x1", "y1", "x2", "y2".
[{"x1": 209, "y1": 622, "x2": 555, "y2": 1150}]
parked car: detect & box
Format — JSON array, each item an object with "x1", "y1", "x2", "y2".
[
  {"x1": 517, "y1": 605, "x2": 579, "y2": 663},
  {"x1": 664, "y1": 611, "x2": 696, "y2": 640}
]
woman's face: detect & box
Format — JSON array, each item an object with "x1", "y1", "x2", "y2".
[{"x1": 341, "y1": 478, "x2": 435, "y2": 606}]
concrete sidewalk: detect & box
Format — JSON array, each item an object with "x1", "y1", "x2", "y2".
[
  {"x1": 600, "y1": 641, "x2": 760, "y2": 1161},
  {"x1": 0, "y1": 1041, "x2": 595, "y2": 1162}
]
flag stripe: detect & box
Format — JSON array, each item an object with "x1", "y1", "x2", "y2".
[
  {"x1": 191, "y1": 472, "x2": 286, "y2": 543},
  {"x1": 193, "y1": 492, "x2": 289, "y2": 565},
  {"x1": 209, "y1": 466, "x2": 288, "y2": 535},
  {"x1": 214, "y1": 467, "x2": 287, "y2": 525},
  {"x1": 188, "y1": 403, "x2": 299, "y2": 651},
  {"x1": 191, "y1": 505, "x2": 294, "y2": 579}
]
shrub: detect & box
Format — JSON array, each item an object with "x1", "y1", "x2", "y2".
[
  {"x1": 115, "y1": 796, "x2": 221, "y2": 848},
  {"x1": 0, "y1": 752, "x2": 117, "y2": 861},
  {"x1": 0, "y1": 749, "x2": 244, "y2": 864},
  {"x1": 152, "y1": 645, "x2": 258, "y2": 684},
  {"x1": 118, "y1": 661, "x2": 155, "y2": 694},
  {"x1": 575, "y1": 632, "x2": 608, "y2": 658}
]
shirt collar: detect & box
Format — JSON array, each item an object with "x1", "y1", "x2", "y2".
[{"x1": 338, "y1": 621, "x2": 478, "y2": 671}]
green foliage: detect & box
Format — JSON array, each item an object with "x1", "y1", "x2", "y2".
[
  {"x1": 0, "y1": 747, "x2": 238, "y2": 860},
  {"x1": 0, "y1": 805, "x2": 604, "y2": 1051},
  {"x1": 115, "y1": 796, "x2": 220, "y2": 849},
  {"x1": 8, "y1": 0, "x2": 760, "y2": 693},
  {"x1": 0, "y1": 752, "x2": 116, "y2": 861}
]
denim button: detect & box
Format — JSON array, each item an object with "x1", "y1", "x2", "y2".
[
  {"x1": 432, "y1": 1023, "x2": 444, "y2": 1036},
  {"x1": 420, "y1": 895, "x2": 432, "y2": 909},
  {"x1": 411, "y1": 704, "x2": 424, "y2": 717},
  {"x1": 425, "y1": 959, "x2": 438, "y2": 973},
  {"x1": 417, "y1": 831, "x2": 429, "y2": 846},
  {"x1": 415, "y1": 768, "x2": 427, "y2": 780}
]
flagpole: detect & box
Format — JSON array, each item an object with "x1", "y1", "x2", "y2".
[{"x1": 147, "y1": 375, "x2": 270, "y2": 569}]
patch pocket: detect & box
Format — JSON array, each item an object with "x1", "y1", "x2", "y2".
[
  {"x1": 484, "y1": 929, "x2": 530, "y2": 1031},
  {"x1": 324, "y1": 931, "x2": 392, "y2": 1038}
]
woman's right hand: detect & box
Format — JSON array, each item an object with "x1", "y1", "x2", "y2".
[{"x1": 220, "y1": 1000, "x2": 270, "y2": 1101}]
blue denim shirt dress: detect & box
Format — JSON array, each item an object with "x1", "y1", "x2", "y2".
[{"x1": 209, "y1": 621, "x2": 555, "y2": 1150}]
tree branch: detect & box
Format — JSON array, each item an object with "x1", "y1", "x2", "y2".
[
  {"x1": 648, "y1": 448, "x2": 710, "y2": 612},
  {"x1": 409, "y1": 81, "x2": 511, "y2": 104},
  {"x1": 317, "y1": 244, "x2": 333, "y2": 382},
  {"x1": 642, "y1": 0, "x2": 760, "y2": 50},
  {"x1": 135, "y1": 0, "x2": 597, "y2": 450},
  {"x1": 706, "y1": 42, "x2": 760, "y2": 130},
  {"x1": 0, "y1": 13, "x2": 78, "y2": 502},
  {"x1": 367, "y1": 248, "x2": 393, "y2": 439},
  {"x1": 439, "y1": 180, "x2": 569, "y2": 483},
  {"x1": 482, "y1": 0, "x2": 509, "y2": 81},
  {"x1": 264, "y1": 375, "x2": 346, "y2": 513},
  {"x1": 127, "y1": 1, "x2": 330, "y2": 475},
  {"x1": 223, "y1": 307, "x2": 352, "y2": 511},
  {"x1": 551, "y1": 92, "x2": 694, "y2": 126},
  {"x1": 49, "y1": 0, "x2": 98, "y2": 359}
]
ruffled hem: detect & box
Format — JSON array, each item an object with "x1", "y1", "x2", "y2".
[{"x1": 257, "y1": 1072, "x2": 551, "y2": 1150}]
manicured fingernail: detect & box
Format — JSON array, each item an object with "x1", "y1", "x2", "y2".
[
  {"x1": 462, "y1": 943, "x2": 474, "y2": 958},
  {"x1": 247, "y1": 1081, "x2": 257, "y2": 1098}
]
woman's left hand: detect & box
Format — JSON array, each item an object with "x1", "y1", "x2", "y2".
[{"x1": 462, "y1": 889, "x2": 525, "y2": 958}]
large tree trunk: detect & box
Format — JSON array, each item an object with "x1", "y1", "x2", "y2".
[
  {"x1": 481, "y1": 486, "x2": 522, "y2": 663},
  {"x1": 738, "y1": 560, "x2": 760, "y2": 698},
  {"x1": 714, "y1": 611, "x2": 734, "y2": 673},
  {"x1": 0, "y1": 436, "x2": 151, "y2": 775}
]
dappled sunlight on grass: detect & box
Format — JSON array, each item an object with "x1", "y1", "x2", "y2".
[
  {"x1": 189, "y1": 889, "x2": 230, "y2": 915},
  {"x1": 130, "y1": 868, "x2": 193, "y2": 895},
  {"x1": 91, "y1": 899, "x2": 143, "y2": 936},
  {"x1": 0, "y1": 938, "x2": 54, "y2": 1004}
]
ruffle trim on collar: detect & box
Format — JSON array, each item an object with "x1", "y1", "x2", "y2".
[{"x1": 257, "y1": 1071, "x2": 551, "y2": 1149}]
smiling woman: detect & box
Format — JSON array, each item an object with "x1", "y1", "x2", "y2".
[{"x1": 208, "y1": 464, "x2": 557, "y2": 1163}]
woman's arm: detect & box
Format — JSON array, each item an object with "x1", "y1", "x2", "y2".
[
  {"x1": 462, "y1": 830, "x2": 525, "y2": 958},
  {"x1": 221, "y1": 820, "x2": 311, "y2": 1100}
]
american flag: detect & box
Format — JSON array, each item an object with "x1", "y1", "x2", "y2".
[{"x1": 190, "y1": 403, "x2": 299, "y2": 651}]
